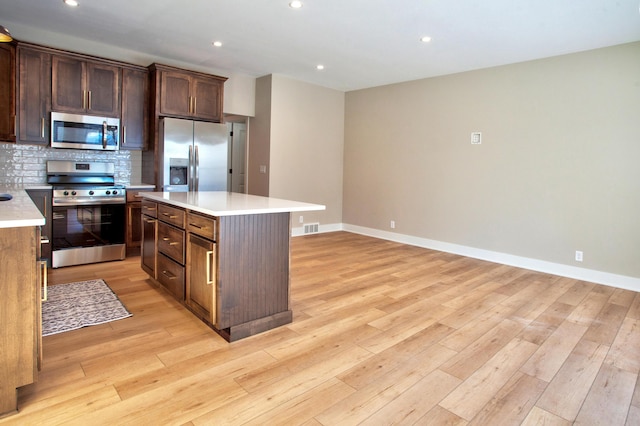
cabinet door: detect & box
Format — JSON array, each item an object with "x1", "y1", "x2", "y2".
[
  {"x1": 17, "y1": 47, "x2": 51, "y2": 145},
  {"x1": 187, "y1": 233, "x2": 216, "y2": 324},
  {"x1": 0, "y1": 43, "x2": 16, "y2": 142},
  {"x1": 159, "y1": 70, "x2": 192, "y2": 117},
  {"x1": 191, "y1": 75, "x2": 223, "y2": 121},
  {"x1": 121, "y1": 68, "x2": 148, "y2": 150},
  {"x1": 126, "y1": 202, "x2": 142, "y2": 254},
  {"x1": 141, "y1": 214, "x2": 157, "y2": 278},
  {"x1": 51, "y1": 55, "x2": 86, "y2": 113},
  {"x1": 86, "y1": 61, "x2": 120, "y2": 116}
]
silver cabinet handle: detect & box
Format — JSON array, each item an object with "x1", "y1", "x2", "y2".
[
  {"x1": 88, "y1": 90, "x2": 92, "y2": 110},
  {"x1": 41, "y1": 117, "x2": 45, "y2": 138},
  {"x1": 122, "y1": 125, "x2": 127, "y2": 145}
]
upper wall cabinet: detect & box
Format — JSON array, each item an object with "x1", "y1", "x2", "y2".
[
  {"x1": 17, "y1": 45, "x2": 51, "y2": 145},
  {"x1": 151, "y1": 64, "x2": 226, "y2": 122},
  {"x1": 120, "y1": 67, "x2": 149, "y2": 150},
  {"x1": 0, "y1": 42, "x2": 16, "y2": 142},
  {"x1": 52, "y1": 55, "x2": 121, "y2": 117}
]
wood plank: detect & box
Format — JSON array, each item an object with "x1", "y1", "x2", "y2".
[{"x1": 574, "y1": 363, "x2": 636, "y2": 425}]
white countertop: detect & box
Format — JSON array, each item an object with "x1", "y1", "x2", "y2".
[
  {"x1": 0, "y1": 188, "x2": 46, "y2": 228},
  {"x1": 140, "y1": 191, "x2": 326, "y2": 217}
]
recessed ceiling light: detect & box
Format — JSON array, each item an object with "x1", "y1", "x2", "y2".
[
  {"x1": 289, "y1": 1, "x2": 303, "y2": 9},
  {"x1": 420, "y1": 36, "x2": 432, "y2": 43},
  {"x1": 212, "y1": 41, "x2": 222, "y2": 47},
  {"x1": 63, "y1": 0, "x2": 79, "y2": 7},
  {"x1": 316, "y1": 64, "x2": 324, "y2": 70}
]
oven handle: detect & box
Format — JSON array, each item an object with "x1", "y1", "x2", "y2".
[{"x1": 52, "y1": 197, "x2": 126, "y2": 206}]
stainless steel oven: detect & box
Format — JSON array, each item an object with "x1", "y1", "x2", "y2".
[{"x1": 47, "y1": 161, "x2": 126, "y2": 268}]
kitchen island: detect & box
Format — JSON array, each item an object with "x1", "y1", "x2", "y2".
[
  {"x1": 0, "y1": 188, "x2": 45, "y2": 417},
  {"x1": 139, "y1": 191, "x2": 325, "y2": 341}
]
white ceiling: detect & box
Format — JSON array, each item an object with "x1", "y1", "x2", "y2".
[{"x1": 1, "y1": 0, "x2": 639, "y2": 91}]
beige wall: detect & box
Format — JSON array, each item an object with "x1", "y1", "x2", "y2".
[
  {"x1": 247, "y1": 75, "x2": 272, "y2": 196},
  {"x1": 250, "y1": 74, "x2": 345, "y2": 227},
  {"x1": 344, "y1": 42, "x2": 640, "y2": 279}
]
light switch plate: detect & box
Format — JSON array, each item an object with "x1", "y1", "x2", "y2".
[{"x1": 471, "y1": 132, "x2": 482, "y2": 144}]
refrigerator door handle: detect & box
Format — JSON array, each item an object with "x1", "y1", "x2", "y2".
[
  {"x1": 188, "y1": 145, "x2": 194, "y2": 191},
  {"x1": 195, "y1": 145, "x2": 200, "y2": 192}
]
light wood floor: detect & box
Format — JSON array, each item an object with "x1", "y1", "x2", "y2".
[{"x1": 2, "y1": 231, "x2": 640, "y2": 425}]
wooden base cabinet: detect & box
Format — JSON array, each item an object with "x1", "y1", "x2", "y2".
[
  {"x1": 0, "y1": 226, "x2": 41, "y2": 417},
  {"x1": 186, "y1": 229, "x2": 217, "y2": 326},
  {"x1": 140, "y1": 200, "x2": 158, "y2": 278}
]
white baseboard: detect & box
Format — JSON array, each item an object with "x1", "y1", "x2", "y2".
[{"x1": 293, "y1": 222, "x2": 640, "y2": 293}]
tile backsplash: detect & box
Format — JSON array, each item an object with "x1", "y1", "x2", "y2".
[{"x1": 0, "y1": 143, "x2": 142, "y2": 186}]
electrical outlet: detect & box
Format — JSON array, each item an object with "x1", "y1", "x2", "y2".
[
  {"x1": 575, "y1": 251, "x2": 583, "y2": 262},
  {"x1": 299, "y1": 215, "x2": 304, "y2": 224},
  {"x1": 390, "y1": 220, "x2": 395, "y2": 229}
]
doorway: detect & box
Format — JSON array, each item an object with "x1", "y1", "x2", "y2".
[{"x1": 226, "y1": 121, "x2": 247, "y2": 193}]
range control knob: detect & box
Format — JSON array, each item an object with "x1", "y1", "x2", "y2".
[
  {"x1": 112, "y1": 190, "x2": 118, "y2": 195},
  {"x1": 63, "y1": 191, "x2": 69, "y2": 196},
  {"x1": 106, "y1": 190, "x2": 111, "y2": 195},
  {"x1": 89, "y1": 190, "x2": 95, "y2": 196},
  {"x1": 71, "y1": 191, "x2": 77, "y2": 196}
]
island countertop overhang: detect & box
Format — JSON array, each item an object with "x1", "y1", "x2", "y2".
[{"x1": 139, "y1": 191, "x2": 326, "y2": 217}]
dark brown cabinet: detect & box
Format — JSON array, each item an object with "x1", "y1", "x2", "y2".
[
  {"x1": 0, "y1": 42, "x2": 16, "y2": 142},
  {"x1": 186, "y1": 212, "x2": 217, "y2": 326},
  {"x1": 152, "y1": 64, "x2": 226, "y2": 122},
  {"x1": 141, "y1": 199, "x2": 158, "y2": 278},
  {"x1": 126, "y1": 189, "x2": 152, "y2": 256},
  {"x1": 17, "y1": 45, "x2": 51, "y2": 145},
  {"x1": 121, "y1": 67, "x2": 148, "y2": 150},
  {"x1": 52, "y1": 55, "x2": 120, "y2": 117}
]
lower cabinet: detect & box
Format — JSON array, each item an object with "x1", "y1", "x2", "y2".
[
  {"x1": 126, "y1": 189, "x2": 153, "y2": 256},
  {"x1": 0, "y1": 226, "x2": 41, "y2": 417},
  {"x1": 140, "y1": 200, "x2": 157, "y2": 278},
  {"x1": 186, "y1": 233, "x2": 216, "y2": 326}
]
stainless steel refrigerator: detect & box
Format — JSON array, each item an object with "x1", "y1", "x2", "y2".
[{"x1": 159, "y1": 117, "x2": 229, "y2": 192}]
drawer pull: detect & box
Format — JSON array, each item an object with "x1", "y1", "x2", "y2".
[
  {"x1": 40, "y1": 260, "x2": 48, "y2": 302},
  {"x1": 206, "y1": 250, "x2": 214, "y2": 284},
  {"x1": 143, "y1": 218, "x2": 156, "y2": 224},
  {"x1": 162, "y1": 237, "x2": 179, "y2": 246},
  {"x1": 161, "y1": 270, "x2": 176, "y2": 279},
  {"x1": 189, "y1": 223, "x2": 205, "y2": 229},
  {"x1": 144, "y1": 206, "x2": 157, "y2": 211},
  {"x1": 162, "y1": 212, "x2": 178, "y2": 219}
]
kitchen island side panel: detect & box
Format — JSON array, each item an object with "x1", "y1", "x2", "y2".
[{"x1": 217, "y1": 212, "x2": 291, "y2": 329}]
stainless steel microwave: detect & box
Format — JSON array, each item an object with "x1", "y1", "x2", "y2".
[{"x1": 50, "y1": 112, "x2": 120, "y2": 151}]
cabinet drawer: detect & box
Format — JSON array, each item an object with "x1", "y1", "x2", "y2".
[
  {"x1": 157, "y1": 253, "x2": 185, "y2": 300},
  {"x1": 158, "y1": 203, "x2": 185, "y2": 228},
  {"x1": 141, "y1": 200, "x2": 157, "y2": 218},
  {"x1": 127, "y1": 189, "x2": 152, "y2": 203},
  {"x1": 187, "y1": 212, "x2": 216, "y2": 240},
  {"x1": 158, "y1": 221, "x2": 185, "y2": 264}
]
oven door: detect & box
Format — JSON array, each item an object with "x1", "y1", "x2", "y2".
[
  {"x1": 51, "y1": 112, "x2": 120, "y2": 151},
  {"x1": 51, "y1": 203, "x2": 126, "y2": 268}
]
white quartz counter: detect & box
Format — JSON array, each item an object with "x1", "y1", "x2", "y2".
[
  {"x1": 0, "y1": 187, "x2": 46, "y2": 228},
  {"x1": 140, "y1": 191, "x2": 325, "y2": 217}
]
